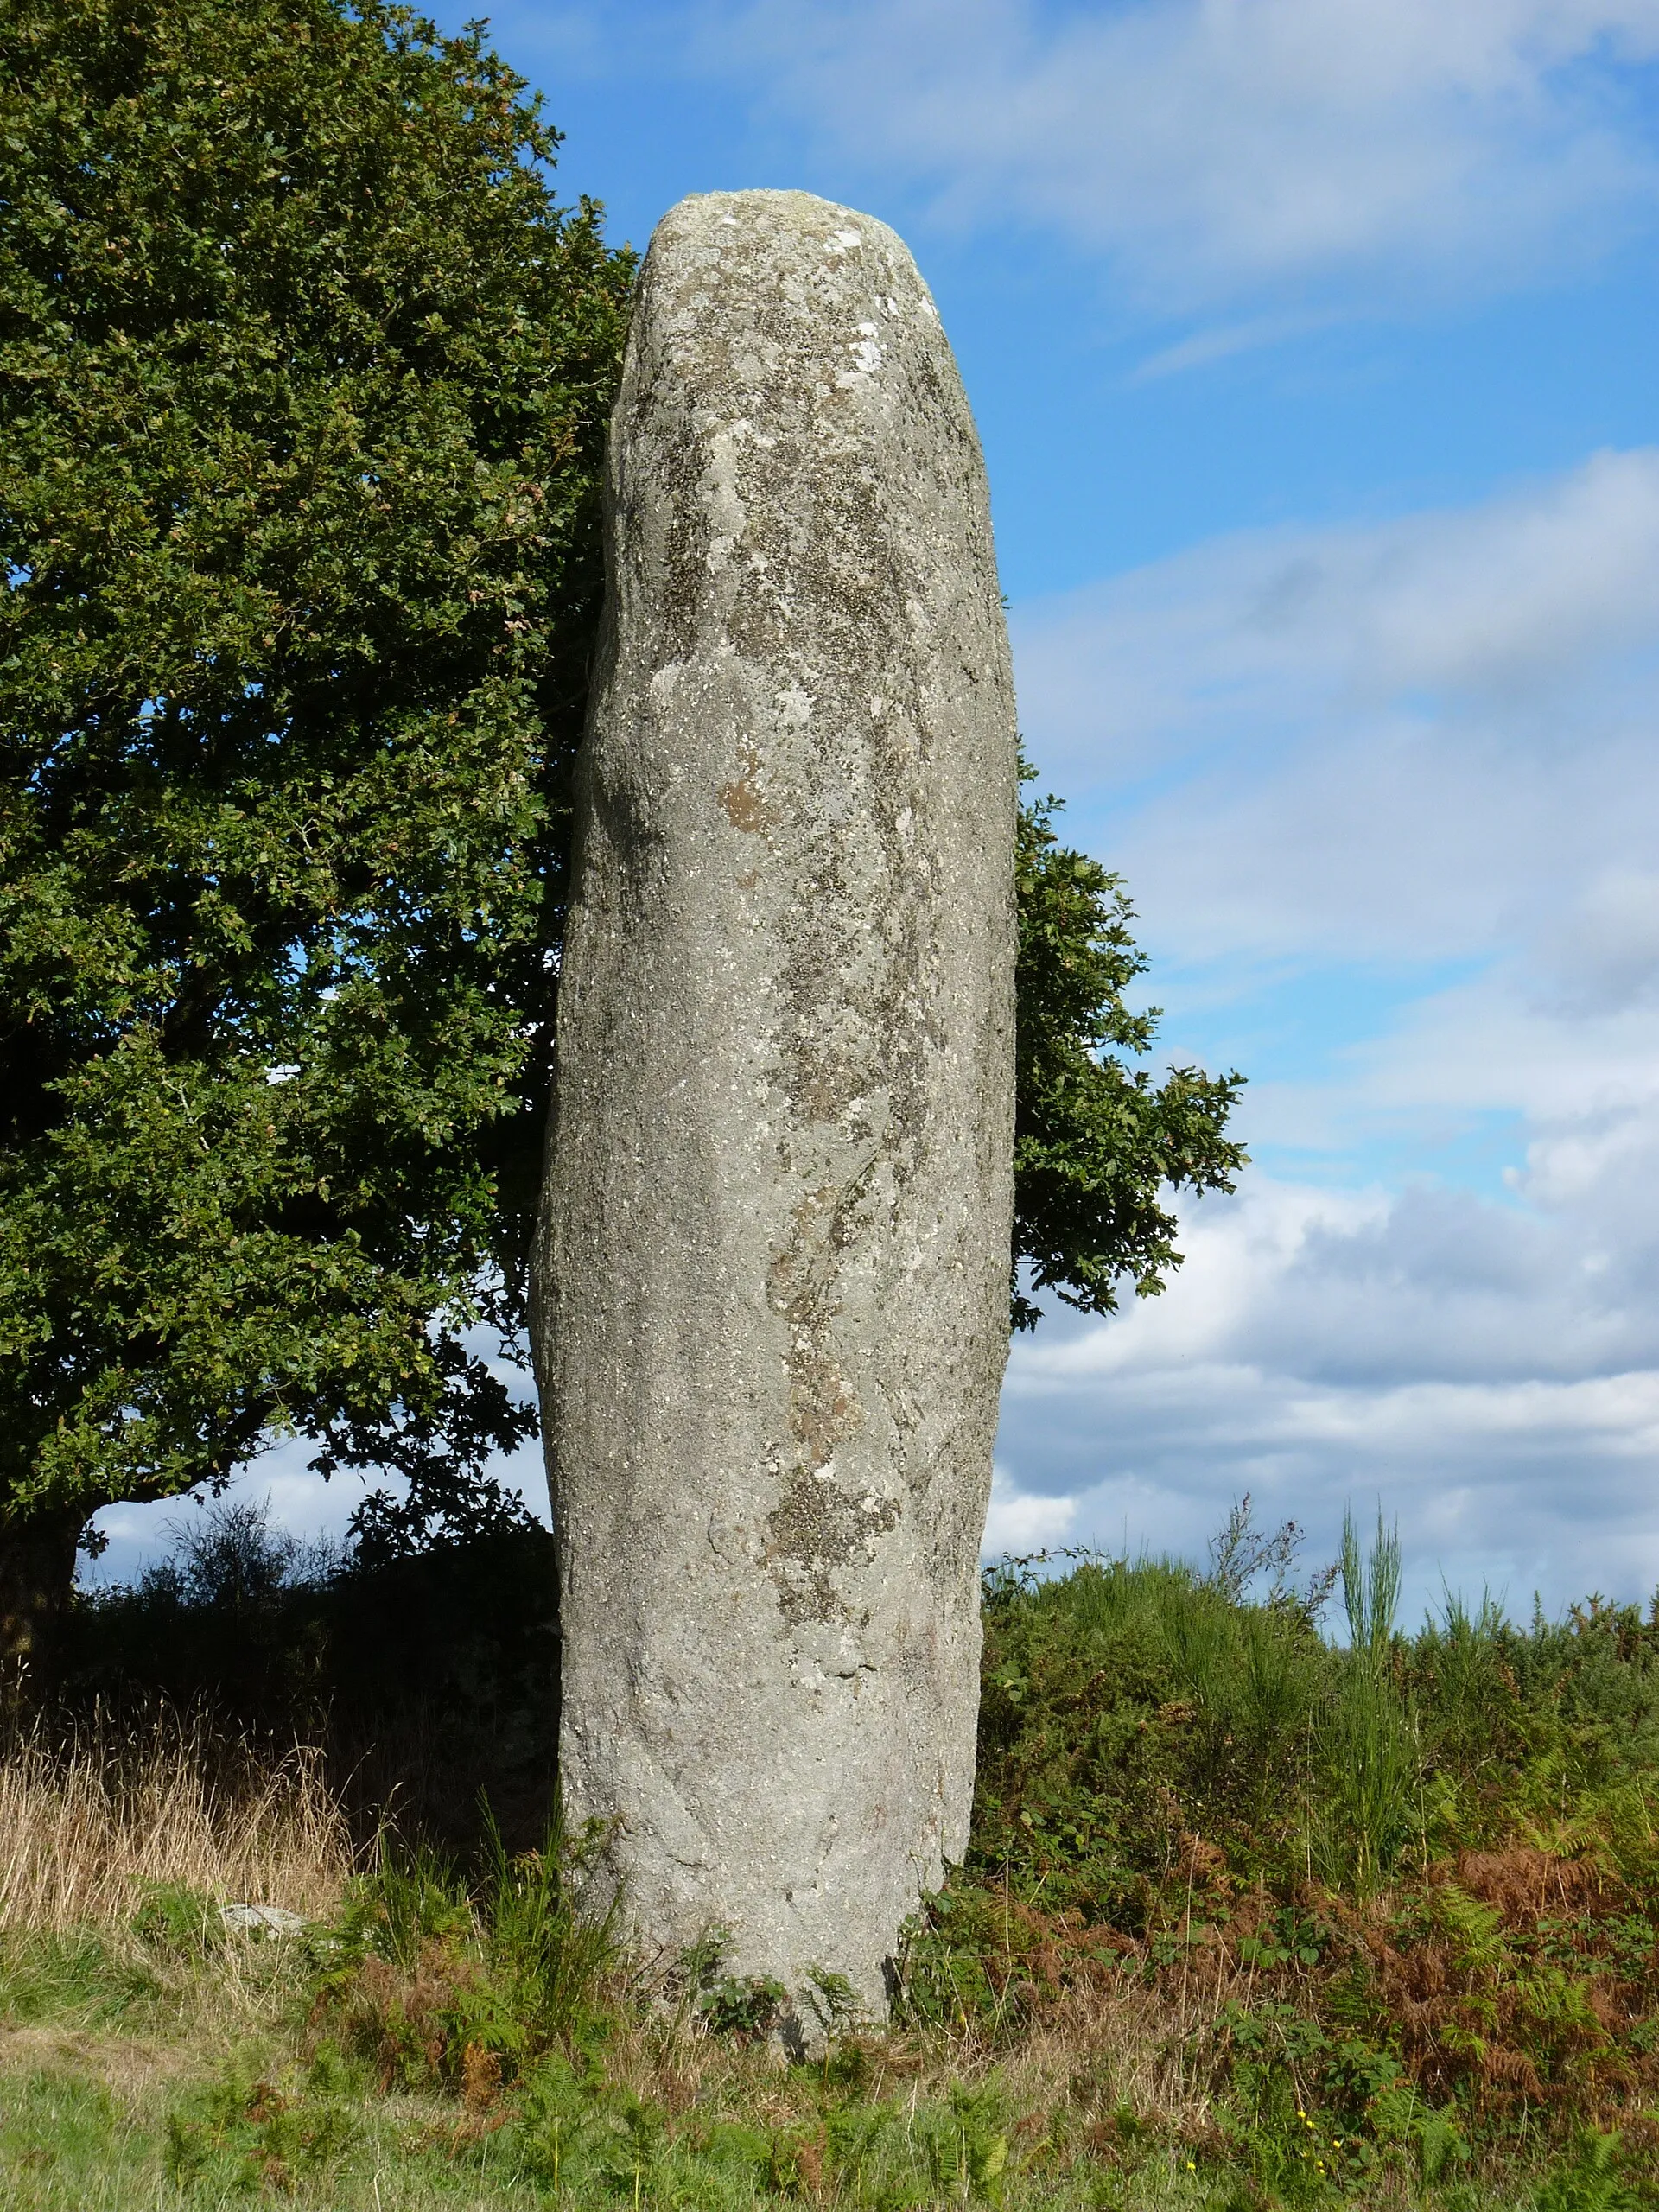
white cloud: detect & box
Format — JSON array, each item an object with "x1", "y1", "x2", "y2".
[
  {"x1": 982, "y1": 1465, "x2": 1078, "y2": 1554},
  {"x1": 998, "y1": 1160, "x2": 1659, "y2": 1617},
  {"x1": 995, "y1": 442, "x2": 1659, "y2": 1613},
  {"x1": 1014, "y1": 446, "x2": 1659, "y2": 967},
  {"x1": 714, "y1": 0, "x2": 1659, "y2": 309}
]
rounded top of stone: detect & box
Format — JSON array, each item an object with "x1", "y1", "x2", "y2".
[{"x1": 647, "y1": 189, "x2": 925, "y2": 281}]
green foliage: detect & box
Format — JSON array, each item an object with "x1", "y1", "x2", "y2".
[
  {"x1": 802, "y1": 1964, "x2": 864, "y2": 2037},
  {"x1": 970, "y1": 1527, "x2": 1334, "y2": 1923},
  {"x1": 0, "y1": 1925, "x2": 158, "y2": 2025},
  {"x1": 129, "y1": 1878, "x2": 223, "y2": 1957},
  {"x1": 0, "y1": 0, "x2": 631, "y2": 1583},
  {"x1": 0, "y1": 2070, "x2": 156, "y2": 2205},
  {"x1": 495, "y1": 2063, "x2": 1017, "y2": 2212},
  {"x1": 163, "y1": 2056, "x2": 359, "y2": 2196},
  {"x1": 314, "y1": 1808, "x2": 618, "y2": 2088},
  {"x1": 695, "y1": 1976, "x2": 791, "y2": 2041},
  {"x1": 905, "y1": 1510, "x2": 1659, "y2": 2190},
  {"x1": 1531, "y1": 2132, "x2": 1647, "y2": 2212},
  {"x1": 1011, "y1": 771, "x2": 1246, "y2": 1330},
  {"x1": 675, "y1": 1927, "x2": 796, "y2": 2042},
  {"x1": 474, "y1": 1809, "x2": 620, "y2": 2057},
  {"x1": 321, "y1": 1834, "x2": 474, "y2": 1976},
  {"x1": 1313, "y1": 1513, "x2": 1418, "y2": 1893}
]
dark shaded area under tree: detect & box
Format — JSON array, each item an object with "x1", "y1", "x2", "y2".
[{"x1": 59, "y1": 1505, "x2": 561, "y2": 1852}]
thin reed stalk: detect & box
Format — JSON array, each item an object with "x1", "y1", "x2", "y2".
[{"x1": 0, "y1": 1708, "x2": 353, "y2": 1931}]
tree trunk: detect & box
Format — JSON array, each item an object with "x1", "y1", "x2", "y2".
[{"x1": 0, "y1": 1506, "x2": 84, "y2": 1715}]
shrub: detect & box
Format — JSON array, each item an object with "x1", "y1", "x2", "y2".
[{"x1": 313, "y1": 1808, "x2": 617, "y2": 2090}]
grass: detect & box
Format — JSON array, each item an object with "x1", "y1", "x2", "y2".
[
  {"x1": 7, "y1": 1503, "x2": 1659, "y2": 2206},
  {"x1": 60, "y1": 1504, "x2": 565, "y2": 1853},
  {"x1": 0, "y1": 1714, "x2": 351, "y2": 1934}
]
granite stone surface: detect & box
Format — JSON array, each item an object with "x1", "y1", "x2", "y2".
[{"x1": 531, "y1": 188, "x2": 1018, "y2": 2033}]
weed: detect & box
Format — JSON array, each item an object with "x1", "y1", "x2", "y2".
[
  {"x1": 163, "y1": 2057, "x2": 359, "y2": 2195},
  {"x1": 696, "y1": 1972, "x2": 791, "y2": 2040},
  {"x1": 311, "y1": 1806, "x2": 618, "y2": 2090},
  {"x1": 804, "y1": 1963, "x2": 865, "y2": 2036},
  {"x1": 0, "y1": 1713, "x2": 351, "y2": 1933},
  {"x1": 1531, "y1": 2130, "x2": 1645, "y2": 2212}
]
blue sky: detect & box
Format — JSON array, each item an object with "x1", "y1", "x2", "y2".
[{"x1": 92, "y1": 0, "x2": 1659, "y2": 1621}]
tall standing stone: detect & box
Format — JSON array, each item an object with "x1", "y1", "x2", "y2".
[{"x1": 531, "y1": 189, "x2": 1017, "y2": 2028}]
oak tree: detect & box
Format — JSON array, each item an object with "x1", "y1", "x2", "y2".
[{"x1": 0, "y1": 0, "x2": 629, "y2": 1682}]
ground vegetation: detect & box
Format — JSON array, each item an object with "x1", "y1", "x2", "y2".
[{"x1": 5, "y1": 1503, "x2": 1659, "y2": 2205}]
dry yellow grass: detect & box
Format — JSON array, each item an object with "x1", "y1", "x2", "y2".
[{"x1": 0, "y1": 1713, "x2": 354, "y2": 1931}]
